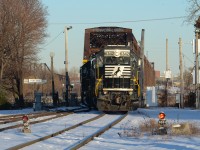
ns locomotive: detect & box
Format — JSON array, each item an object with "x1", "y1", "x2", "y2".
[{"x1": 80, "y1": 27, "x2": 144, "y2": 111}]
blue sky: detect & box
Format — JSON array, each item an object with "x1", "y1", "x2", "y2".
[{"x1": 40, "y1": 0, "x2": 195, "y2": 75}]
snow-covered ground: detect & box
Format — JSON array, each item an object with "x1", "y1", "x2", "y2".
[
  {"x1": 0, "y1": 107, "x2": 200, "y2": 150},
  {"x1": 80, "y1": 108, "x2": 200, "y2": 150}
]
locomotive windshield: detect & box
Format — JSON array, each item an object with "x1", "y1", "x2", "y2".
[{"x1": 104, "y1": 49, "x2": 130, "y2": 65}]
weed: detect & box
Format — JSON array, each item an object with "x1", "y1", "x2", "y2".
[{"x1": 118, "y1": 118, "x2": 200, "y2": 138}]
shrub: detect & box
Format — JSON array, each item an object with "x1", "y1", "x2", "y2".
[
  {"x1": 0, "y1": 90, "x2": 12, "y2": 109},
  {"x1": 139, "y1": 118, "x2": 158, "y2": 134}
]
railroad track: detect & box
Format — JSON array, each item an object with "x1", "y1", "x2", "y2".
[
  {"x1": 0, "y1": 111, "x2": 56, "y2": 124},
  {"x1": 0, "y1": 111, "x2": 72, "y2": 132},
  {"x1": 6, "y1": 113, "x2": 127, "y2": 150},
  {"x1": 69, "y1": 113, "x2": 127, "y2": 150}
]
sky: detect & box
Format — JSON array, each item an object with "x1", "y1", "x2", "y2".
[
  {"x1": 40, "y1": 0, "x2": 195, "y2": 76},
  {"x1": 1, "y1": 107, "x2": 200, "y2": 149}
]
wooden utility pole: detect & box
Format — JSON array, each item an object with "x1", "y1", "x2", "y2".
[
  {"x1": 166, "y1": 38, "x2": 169, "y2": 107},
  {"x1": 179, "y1": 38, "x2": 184, "y2": 108},
  {"x1": 166, "y1": 38, "x2": 169, "y2": 71},
  {"x1": 50, "y1": 52, "x2": 56, "y2": 106},
  {"x1": 194, "y1": 17, "x2": 200, "y2": 109},
  {"x1": 195, "y1": 31, "x2": 199, "y2": 109},
  {"x1": 64, "y1": 26, "x2": 72, "y2": 106},
  {"x1": 139, "y1": 29, "x2": 145, "y2": 107}
]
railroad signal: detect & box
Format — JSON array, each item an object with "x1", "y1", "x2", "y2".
[
  {"x1": 158, "y1": 112, "x2": 166, "y2": 126},
  {"x1": 22, "y1": 115, "x2": 31, "y2": 133},
  {"x1": 158, "y1": 112, "x2": 166, "y2": 120},
  {"x1": 22, "y1": 115, "x2": 29, "y2": 122},
  {"x1": 157, "y1": 112, "x2": 167, "y2": 135}
]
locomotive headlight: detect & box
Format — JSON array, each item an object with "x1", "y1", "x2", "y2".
[
  {"x1": 138, "y1": 59, "x2": 141, "y2": 66},
  {"x1": 103, "y1": 91, "x2": 108, "y2": 95},
  {"x1": 129, "y1": 91, "x2": 133, "y2": 95}
]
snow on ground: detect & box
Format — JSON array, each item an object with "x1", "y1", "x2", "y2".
[
  {"x1": 80, "y1": 108, "x2": 200, "y2": 150},
  {"x1": 0, "y1": 110, "x2": 100, "y2": 149},
  {"x1": 22, "y1": 114, "x2": 124, "y2": 150},
  {"x1": 0, "y1": 107, "x2": 200, "y2": 150}
]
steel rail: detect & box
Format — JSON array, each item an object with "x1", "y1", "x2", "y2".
[
  {"x1": 0, "y1": 111, "x2": 54, "y2": 119},
  {"x1": 0, "y1": 112, "x2": 72, "y2": 132},
  {"x1": 69, "y1": 113, "x2": 128, "y2": 150},
  {"x1": 7, "y1": 113, "x2": 105, "y2": 150},
  {"x1": 0, "y1": 112, "x2": 57, "y2": 124}
]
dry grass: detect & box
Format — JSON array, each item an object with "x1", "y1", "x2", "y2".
[
  {"x1": 139, "y1": 118, "x2": 158, "y2": 133},
  {"x1": 169, "y1": 122, "x2": 200, "y2": 136},
  {"x1": 118, "y1": 118, "x2": 200, "y2": 138}
]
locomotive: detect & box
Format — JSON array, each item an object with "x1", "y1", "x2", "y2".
[{"x1": 80, "y1": 27, "x2": 154, "y2": 111}]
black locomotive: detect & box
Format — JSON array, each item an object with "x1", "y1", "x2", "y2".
[
  {"x1": 80, "y1": 27, "x2": 144, "y2": 111},
  {"x1": 81, "y1": 45, "x2": 141, "y2": 111}
]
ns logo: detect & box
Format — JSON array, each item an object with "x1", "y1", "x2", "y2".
[{"x1": 112, "y1": 66, "x2": 123, "y2": 77}]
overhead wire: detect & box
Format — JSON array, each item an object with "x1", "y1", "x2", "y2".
[
  {"x1": 42, "y1": 16, "x2": 187, "y2": 48},
  {"x1": 49, "y1": 16, "x2": 187, "y2": 25},
  {"x1": 43, "y1": 30, "x2": 64, "y2": 48},
  {"x1": 182, "y1": 52, "x2": 194, "y2": 65}
]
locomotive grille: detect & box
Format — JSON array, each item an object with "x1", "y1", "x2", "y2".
[
  {"x1": 104, "y1": 65, "x2": 131, "y2": 88},
  {"x1": 105, "y1": 65, "x2": 131, "y2": 78}
]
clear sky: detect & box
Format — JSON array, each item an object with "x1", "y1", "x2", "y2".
[{"x1": 40, "y1": 0, "x2": 195, "y2": 76}]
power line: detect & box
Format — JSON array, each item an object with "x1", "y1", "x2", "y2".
[
  {"x1": 43, "y1": 30, "x2": 64, "y2": 48},
  {"x1": 49, "y1": 16, "x2": 187, "y2": 25},
  {"x1": 182, "y1": 52, "x2": 194, "y2": 65},
  {"x1": 43, "y1": 16, "x2": 187, "y2": 49}
]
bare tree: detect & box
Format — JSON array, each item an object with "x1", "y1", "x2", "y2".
[
  {"x1": 176, "y1": 67, "x2": 193, "y2": 91},
  {"x1": 187, "y1": 0, "x2": 200, "y2": 22},
  {"x1": 0, "y1": 0, "x2": 47, "y2": 106}
]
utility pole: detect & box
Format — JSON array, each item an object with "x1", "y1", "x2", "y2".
[
  {"x1": 65, "y1": 26, "x2": 72, "y2": 107},
  {"x1": 166, "y1": 38, "x2": 169, "y2": 107},
  {"x1": 166, "y1": 38, "x2": 169, "y2": 71},
  {"x1": 194, "y1": 17, "x2": 200, "y2": 109},
  {"x1": 139, "y1": 29, "x2": 145, "y2": 107},
  {"x1": 195, "y1": 30, "x2": 199, "y2": 109},
  {"x1": 179, "y1": 38, "x2": 184, "y2": 108},
  {"x1": 50, "y1": 52, "x2": 56, "y2": 106}
]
